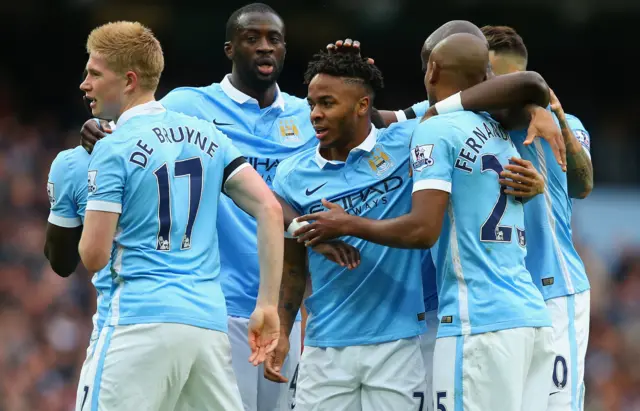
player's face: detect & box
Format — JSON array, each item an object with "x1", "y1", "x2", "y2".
[
  {"x1": 307, "y1": 74, "x2": 364, "y2": 149},
  {"x1": 227, "y1": 12, "x2": 286, "y2": 89},
  {"x1": 79, "y1": 54, "x2": 127, "y2": 120}
]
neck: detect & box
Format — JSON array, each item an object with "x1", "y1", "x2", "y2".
[
  {"x1": 322, "y1": 121, "x2": 372, "y2": 162},
  {"x1": 115, "y1": 91, "x2": 155, "y2": 123},
  {"x1": 431, "y1": 84, "x2": 463, "y2": 106},
  {"x1": 229, "y1": 70, "x2": 277, "y2": 109}
]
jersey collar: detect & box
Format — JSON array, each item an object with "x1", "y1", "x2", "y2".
[
  {"x1": 116, "y1": 100, "x2": 166, "y2": 127},
  {"x1": 220, "y1": 74, "x2": 285, "y2": 111},
  {"x1": 315, "y1": 125, "x2": 378, "y2": 169}
]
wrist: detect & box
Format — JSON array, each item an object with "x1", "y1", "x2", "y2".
[{"x1": 434, "y1": 92, "x2": 463, "y2": 115}]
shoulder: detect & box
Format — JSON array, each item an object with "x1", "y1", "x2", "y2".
[
  {"x1": 564, "y1": 112, "x2": 588, "y2": 130},
  {"x1": 160, "y1": 84, "x2": 217, "y2": 110},
  {"x1": 281, "y1": 92, "x2": 310, "y2": 114},
  {"x1": 51, "y1": 146, "x2": 90, "y2": 175},
  {"x1": 277, "y1": 145, "x2": 316, "y2": 178}
]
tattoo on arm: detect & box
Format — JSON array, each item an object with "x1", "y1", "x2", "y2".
[
  {"x1": 278, "y1": 240, "x2": 308, "y2": 336},
  {"x1": 559, "y1": 119, "x2": 593, "y2": 199}
]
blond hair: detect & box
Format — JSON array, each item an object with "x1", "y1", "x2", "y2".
[{"x1": 87, "y1": 21, "x2": 164, "y2": 91}]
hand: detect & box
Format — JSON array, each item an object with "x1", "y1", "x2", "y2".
[
  {"x1": 500, "y1": 157, "x2": 545, "y2": 198},
  {"x1": 264, "y1": 333, "x2": 290, "y2": 383},
  {"x1": 548, "y1": 89, "x2": 565, "y2": 119},
  {"x1": 248, "y1": 305, "x2": 280, "y2": 366},
  {"x1": 293, "y1": 199, "x2": 351, "y2": 247},
  {"x1": 80, "y1": 119, "x2": 111, "y2": 154},
  {"x1": 326, "y1": 38, "x2": 375, "y2": 65},
  {"x1": 421, "y1": 105, "x2": 438, "y2": 123},
  {"x1": 524, "y1": 106, "x2": 566, "y2": 172},
  {"x1": 312, "y1": 240, "x2": 361, "y2": 269}
]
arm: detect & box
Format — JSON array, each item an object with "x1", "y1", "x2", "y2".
[
  {"x1": 550, "y1": 91, "x2": 593, "y2": 198},
  {"x1": 45, "y1": 224, "x2": 82, "y2": 276},
  {"x1": 79, "y1": 211, "x2": 119, "y2": 273},
  {"x1": 278, "y1": 239, "x2": 308, "y2": 337},
  {"x1": 225, "y1": 167, "x2": 284, "y2": 307}
]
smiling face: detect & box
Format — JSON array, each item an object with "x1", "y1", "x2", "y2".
[
  {"x1": 79, "y1": 53, "x2": 128, "y2": 120},
  {"x1": 307, "y1": 73, "x2": 370, "y2": 150},
  {"x1": 225, "y1": 11, "x2": 286, "y2": 91}
]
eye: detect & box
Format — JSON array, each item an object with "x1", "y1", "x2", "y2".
[{"x1": 247, "y1": 36, "x2": 257, "y2": 43}]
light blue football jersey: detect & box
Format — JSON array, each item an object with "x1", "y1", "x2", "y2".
[
  {"x1": 86, "y1": 101, "x2": 247, "y2": 332},
  {"x1": 160, "y1": 75, "x2": 316, "y2": 319},
  {"x1": 410, "y1": 111, "x2": 551, "y2": 338},
  {"x1": 510, "y1": 113, "x2": 591, "y2": 300},
  {"x1": 273, "y1": 121, "x2": 427, "y2": 347},
  {"x1": 47, "y1": 146, "x2": 112, "y2": 344}
]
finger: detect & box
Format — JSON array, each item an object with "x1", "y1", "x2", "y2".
[
  {"x1": 346, "y1": 246, "x2": 360, "y2": 269},
  {"x1": 500, "y1": 170, "x2": 533, "y2": 183},
  {"x1": 336, "y1": 245, "x2": 350, "y2": 268},
  {"x1": 366, "y1": 57, "x2": 375, "y2": 65},
  {"x1": 335, "y1": 39, "x2": 344, "y2": 48},
  {"x1": 265, "y1": 338, "x2": 279, "y2": 355},
  {"x1": 343, "y1": 38, "x2": 353, "y2": 47},
  {"x1": 352, "y1": 40, "x2": 361, "y2": 49},
  {"x1": 295, "y1": 213, "x2": 321, "y2": 223},
  {"x1": 323, "y1": 247, "x2": 345, "y2": 266},
  {"x1": 500, "y1": 179, "x2": 532, "y2": 191},
  {"x1": 524, "y1": 130, "x2": 537, "y2": 146},
  {"x1": 296, "y1": 228, "x2": 322, "y2": 244},
  {"x1": 547, "y1": 136, "x2": 565, "y2": 171},
  {"x1": 321, "y1": 199, "x2": 340, "y2": 209},
  {"x1": 326, "y1": 43, "x2": 336, "y2": 52},
  {"x1": 294, "y1": 223, "x2": 318, "y2": 239},
  {"x1": 508, "y1": 157, "x2": 531, "y2": 167},
  {"x1": 502, "y1": 166, "x2": 534, "y2": 178},
  {"x1": 556, "y1": 134, "x2": 567, "y2": 171},
  {"x1": 304, "y1": 236, "x2": 323, "y2": 248}
]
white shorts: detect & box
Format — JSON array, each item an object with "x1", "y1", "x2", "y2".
[
  {"x1": 228, "y1": 316, "x2": 302, "y2": 411},
  {"x1": 75, "y1": 337, "x2": 99, "y2": 411},
  {"x1": 546, "y1": 290, "x2": 590, "y2": 411},
  {"x1": 296, "y1": 337, "x2": 427, "y2": 411},
  {"x1": 433, "y1": 327, "x2": 554, "y2": 411},
  {"x1": 79, "y1": 323, "x2": 243, "y2": 411},
  {"x1": 419, "y1": 310, "x2": 439, "y2": 411}
]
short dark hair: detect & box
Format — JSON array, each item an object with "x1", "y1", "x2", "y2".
[
  {"x1": 225, "y1": 3, "x2": 282, "y2": 41},
  {"x1": 303, "y1": 51, "x2": 384, "y2": 96},
  {"x1": 481, "y1": 25, "x2": 528, "y2": 60}
]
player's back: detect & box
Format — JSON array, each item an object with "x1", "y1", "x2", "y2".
[
  {"x1": 88, "y1": 105, "x2": 244, "y2": 332},
  {"x1": 509, "y1": 112, "x2": 590, "y2": 299},
  {"x1": 415, "y1": 111, "x2": 550, "y2": 337}
]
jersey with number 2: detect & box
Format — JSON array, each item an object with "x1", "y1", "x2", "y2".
[{"x1": 410, "y1": 111, "x2": 550, "y2": 338}]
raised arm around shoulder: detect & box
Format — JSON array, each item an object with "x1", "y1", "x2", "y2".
[{"x1": 225, "y1": 166, "x2": 283, "y2": 307}]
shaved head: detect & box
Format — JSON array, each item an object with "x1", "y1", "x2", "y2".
[
  {"x1": 421, "y1": 20, "x2": 487, "y2": 71},
  {"x1": 425, "y1": 33, "x2": 489, "y2": 105}
]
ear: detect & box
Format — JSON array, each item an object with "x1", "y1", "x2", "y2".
[
  {"x1": 124, "y1": 71, "x2": 138, "y2": 93},
  {"x1": 224, "y1": 41, "x2": 233, "y2": 61},
  {"x1": 357, "y1": 95, "x2": 371, "y2": 117},
  {"x1": 427, "y1": 61, "x2": 440, "y2": 85}
]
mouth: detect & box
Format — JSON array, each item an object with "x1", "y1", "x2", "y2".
[
  {"x1": 313, "y1": 126, "x2": 329, "y2": 140},
  {"x1": 255, "y1": 58, "x2": 275, "y2": 76},
  {"x1": 84, "y1": 96, "x2": 97, "y2": 109}
]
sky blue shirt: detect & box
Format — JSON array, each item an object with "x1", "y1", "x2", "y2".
[
  {"x1": 160, "y1": 75, "x2": 316, "y2": 319},
  {"x1": 273, "y1": 121, "x2": 427, "y2": 347},
  {"x1": 86, "y1": 101, "x2": 247, "y2": 332},
  {"x1": 510, "y1": 113, "x2": 591, "y2": 299},
  {"x1": 410, "y1": 111, "x2": 551, "y2": 338},
  {"x1": 47, "y1": 146, "x2": 112, "y2": 344}
]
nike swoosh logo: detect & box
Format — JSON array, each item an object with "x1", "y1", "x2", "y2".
[
  {"x1": 213, "y1": 119, "x2": 233, "y2": 126},
  {"x1": 305, "y1": 182, "x2": 327, "y2": 196},
  {"x1": 549, "y1": 391, "x2": 561, "y2": 396}
]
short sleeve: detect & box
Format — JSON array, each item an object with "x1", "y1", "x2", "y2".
[
  {"x1": 215, "y1": 126, "x2": 249, "y2": 184},
  {"x1": 565, "y1": 113, "x2": 591, "y2": 154},
  {"x1": 271, "y1": 162, "x2": 300, "y2": 214},
  {"x1": 47, "y1": 151, "x2": 82, "y2": 227},
  {"x1": 86, "y1": 139, "x2": 126, "y2": 214},
  {"x1": 410, "y1": 119, "x2": 458, "y2": 194}
]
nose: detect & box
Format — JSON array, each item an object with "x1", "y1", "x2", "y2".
[
  {"x1": 310, "y1": 105, "x2": 324, "y2": 123},
  {"x1": 80, "y1": 76, "x2": 91, "y2": 92},
  {"x1": 256, "y1": 37, "x2": 274, "y2": 53}
]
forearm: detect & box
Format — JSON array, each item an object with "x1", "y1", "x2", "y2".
[
  {"x1": 255, "y1": 204, "x2": 285, "y2": 308},
  {"x1": 45, "y1": 242, "x2": 80, "y2": 277},
  {"x1": 558, "y1": 115, "x2": 593, "y2": 198},
  {"x1": 345, "y1": 212, "x2": 436, "y2": 249},
  {"x1": 278, "y1": 240, "x2": 308, "y2": 337},
  {"x1": 460, "y1": 71, "x2": 550, "y2": 112}
]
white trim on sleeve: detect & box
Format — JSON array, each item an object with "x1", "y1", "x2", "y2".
[
  {"x1": 412, "y1": 179, "x2": 452, "y2": 194},
  {"x1": 225, "y1": 162, "x2": 252, "y2": 184},
  {"x1": 394, "y1": 110, "x2": 407, "y2": 122},
  {"x1": 582, "y1": 146, "x2": 591, "y2": 159},
  {"x1": 48, "y1": 213, "x2": 82, "y2": 228},
  {"x1": 86, "y1": 200, "x2": 122, "y2": 214}
]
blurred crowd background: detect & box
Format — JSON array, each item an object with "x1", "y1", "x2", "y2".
[{"x1": 0, "y1": 0, "x2": 638, "y2": 410}]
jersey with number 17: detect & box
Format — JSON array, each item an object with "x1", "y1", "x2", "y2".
[
  {"x1": 86, "y1": 103, "x2": 248, "y2": 332},
  {"x1": 410, "y1": 111, "x2": 551, "y2": 338}
]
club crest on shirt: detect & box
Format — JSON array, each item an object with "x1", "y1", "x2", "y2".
[
  {"x1": 411, "y1": 144, "x2": 435, "y2": 172},
  {"x1": 277, "y1": 117, "x2": 301, "y2": 143},
  {"x1": 517, "y1": 227, "x2": 526, "y2": 247},
  {"x1": 365, "y1": 145, "x2": 395, "y2": 177},
  {"x1": 47, "y1": 182, "x2": 55, "y2": 206},
  {"x1": 88, "y1": 170, "x2": 98, "y2": 194}
]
